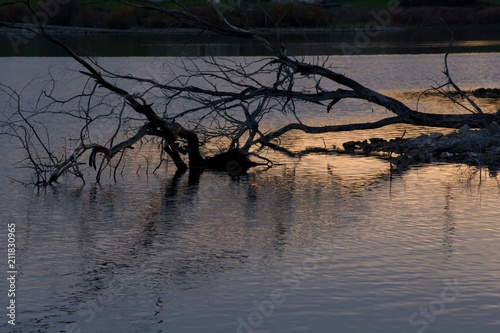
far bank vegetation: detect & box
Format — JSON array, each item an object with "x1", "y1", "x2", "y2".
[{"x1": 1, "y1": 0, "x2": 500, "y2": 30}]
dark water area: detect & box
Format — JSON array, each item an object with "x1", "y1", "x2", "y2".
[{"x1": 1, "y1": 27, "x2": 500, "y2": 56}]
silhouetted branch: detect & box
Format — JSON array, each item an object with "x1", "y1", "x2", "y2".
[
  {"x1": 431, "y1": 28, "x2": 483, "y2": 115},
  {"x1": 2, "y1": 0, "x2": 499, "y2": 186}
]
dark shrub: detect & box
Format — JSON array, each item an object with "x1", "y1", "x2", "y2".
[
  {"x1": 107, "y1": 5, "x2": 137, "y2": 29},
  {"x1": 0, "y1": 3, "x2": 28, "y2": 22}
]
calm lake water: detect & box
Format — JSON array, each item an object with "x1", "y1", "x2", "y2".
[
  {"x1": 1, "y1": 33, "x2": 500, "y2": 333},
  {"x1": 1, "y1": 27, "x2": 500, "y2": 56}
]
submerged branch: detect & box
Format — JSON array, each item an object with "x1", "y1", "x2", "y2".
[
  {"x1": 2, "y1": 0, "x2": 499, "y2": 186},
  {"x1": 256, "y1": 117, "x2": 404, "y2": 147}
]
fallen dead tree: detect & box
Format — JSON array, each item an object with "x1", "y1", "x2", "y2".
[{"x1": 1, "y1": 0, "x2": 499, "y2": 186}]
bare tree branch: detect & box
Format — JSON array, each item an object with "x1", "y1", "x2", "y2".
[{"x1": 1, "y1": 0, "x2": 499, "y2": 186}]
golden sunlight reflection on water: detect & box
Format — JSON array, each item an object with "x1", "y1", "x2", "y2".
[
  {"x1": 2, "y1": 54, "x2": 500, "y2": 333},
  {"x1": 4, "y1": 141, "x2": 500, "y2": 333}
]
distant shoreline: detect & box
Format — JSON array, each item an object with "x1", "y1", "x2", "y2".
[
  {"x1": 2, "y1": 22, "x2": 499, "y2": 57},
  {"x1": 2, "y1": 23, "x2": 499, "y2": 36},
  {"x1": 0, "y1": 24, "x2": 408, "y2": 35}
]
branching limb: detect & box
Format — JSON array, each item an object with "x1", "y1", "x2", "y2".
[{"x1": 434, "y1": 26, "x2": 483, "y2": 115}]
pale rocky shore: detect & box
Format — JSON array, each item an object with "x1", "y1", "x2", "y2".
[{"x1": 341, "y1": 116, "x2": 500, "y2": 171}]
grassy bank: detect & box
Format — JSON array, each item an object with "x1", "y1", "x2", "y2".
[{"x1": 1, "y1": 0, "x2": 500, "y2": 30}]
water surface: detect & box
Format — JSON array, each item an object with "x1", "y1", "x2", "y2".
[
  {"x1": 1, "y1": 52, "x2": 500, "y2": 333},
  {"x1": 2, "y1": 27, "x2": 500, "y2": 56}
]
